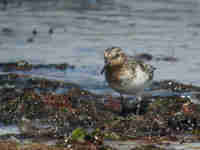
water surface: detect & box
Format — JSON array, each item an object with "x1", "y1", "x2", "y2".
[{"x1": 0, "y1": 0, "x2": 200, "y2": 94}]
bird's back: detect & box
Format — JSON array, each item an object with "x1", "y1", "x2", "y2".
[{"x1": 126, "y1": 56, "x2": 155, "y2": 81}]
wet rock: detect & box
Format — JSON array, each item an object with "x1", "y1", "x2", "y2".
[
  {"x1": 0, "y1": 60, "x2": 74, "y2": 72},
  {"x1": 131, "y1": 145, "x2": 166, "y2": 150},
  {"x1": 48, "y1": 28, "x2": 54, "y2": 34},
  {"x1": 2, "y1": 27, "x2": 12, "y2": 33},
  {"x1": 0, "y1": 72, "x2": 200, "y2": 148},
  {"x1": 32, "y1": 28, "x2": 37, "y2": 36},
  {"x1": 153, "y1": 80, "x2": 200, "y2": 92},
  {"x1": 0, "y1": 60, "x2": 32, "y2": 71},
  {"x1": 134, "y1": 53, "x2": 153, "y2": 61},
  {"x1": 129, "y1": 23, "x2": 136, "y2": 27},
  {"x1": 2, "y1": 0, "x2": 8, "y2": 6},
  {"x1": 0, "y1": 141, "x2": 18, "y2": 150},
  {"x1": 155, "y1": 56, "x2": 178, "y2": 62},
  {"x1": 147, "y1": 96, "x2": 200, "y2": 135},
  {"x1": 18, "y1": 117, "x2": 55, "y2": 137},
  {"x1": 2, "y1": 27, "x2": 13, "y2": 35},
  {"x1": 192, "y1": 31, "x2": 199, "y2": 37},
  {"x1": 26, "y1": 37, "x2": 34, "y2": 43}
]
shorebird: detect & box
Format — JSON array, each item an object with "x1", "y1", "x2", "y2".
[{"x1": 101, "y1": 47, "x2": 155, "y2": 114}]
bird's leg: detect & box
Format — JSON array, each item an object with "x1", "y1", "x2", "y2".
[
  {"x1": 136, "y1": 95, "x2": 142, "y2": 115},
  {"x1": 120, "y1": 94, "x2": 125, "y2": 113},
  {"x1": 120, "y1": 94, "x2": 124, "y2": 102}
]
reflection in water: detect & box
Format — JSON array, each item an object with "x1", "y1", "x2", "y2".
[{"x1": 0, "y1": 0, "x2": 200, "y2": 93}]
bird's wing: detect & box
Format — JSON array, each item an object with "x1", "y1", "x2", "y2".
[{"x1": 127, "y1": 56, "x2": 156, "y2": 74}]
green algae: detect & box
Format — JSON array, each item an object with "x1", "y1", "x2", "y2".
[{"x1": 71, "y1": 128, "x2": 88, "y2": 142}]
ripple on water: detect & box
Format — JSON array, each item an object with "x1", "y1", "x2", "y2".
[{"x1": 0, "y1": 0, "x2": 200, "y2": 92}]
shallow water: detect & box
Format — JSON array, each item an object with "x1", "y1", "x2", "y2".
[{"x1": 1, "y1": 0, "x2": 200, "y2": 94}]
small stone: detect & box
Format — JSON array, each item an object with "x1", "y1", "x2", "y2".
[
  {"x1": 32, "y1": 28, "x2": 37, "y2": 36},
  {"x1": 27, "y1": 37, "x2": 34, "y2": 43},
  {"x1": 48, "y1": 28, "x2": 54, "y2": 34}
]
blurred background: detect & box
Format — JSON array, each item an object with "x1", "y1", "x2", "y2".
[{"x1": 0, "y1": 0, "x2": 200, "y2": 94}]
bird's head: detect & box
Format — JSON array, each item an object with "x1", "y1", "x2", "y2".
[
  {"x1": 101, "y1": 47, "x2": 126, "y2": 74},
  {"x1": 104, "y1": 47, "x2": 126, "y2": 66}
]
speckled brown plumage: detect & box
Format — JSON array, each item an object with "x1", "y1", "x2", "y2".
[{"x1": 102, "y1": 47, "x2": 155, "y2": 96}]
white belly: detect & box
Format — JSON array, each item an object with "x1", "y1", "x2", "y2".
[{"x1": 117, "y1": 66, "x2": 150, "y2": 95}]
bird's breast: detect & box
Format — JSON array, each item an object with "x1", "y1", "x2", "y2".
[
  {"x1": 105, "y1": 65, "x2": 134, "y2": 91},
  {"x1": 105, "y1": 66, "x2": 122, "y2": 84},
  {"x1": 105, "y1": 65, "x2": 151, "y2": 95}
]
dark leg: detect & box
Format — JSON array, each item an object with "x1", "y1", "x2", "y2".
[
  {"x1": 136, "y1": 96, "x2": 142, "y2": 115},
  {"x1": 120, "y1": 94, "x2": 125, "y2": 114},
  {"x1": 120, "y1": 94, "x2": 124, "y2": 101}
]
